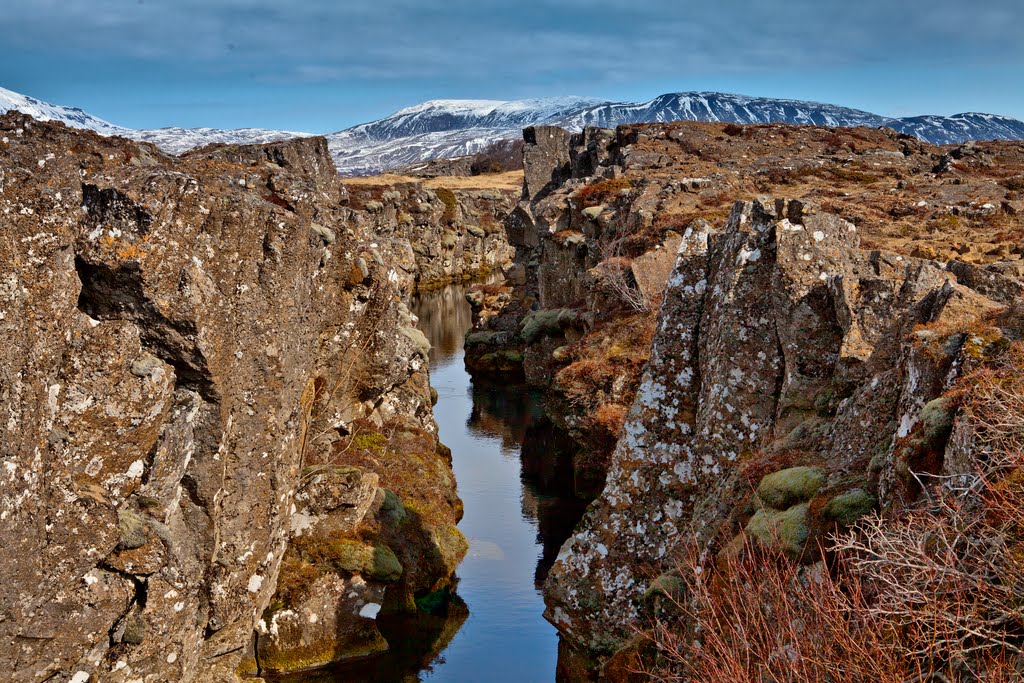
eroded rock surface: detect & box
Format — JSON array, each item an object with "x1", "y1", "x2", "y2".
[
  {"x1": 543, "y1": 197, "x2": 1016, "y2": 653},
  {"x1": 0, "y1": 114, "x2": 463, "y2": 682},
  {"x1": 343, "y1": 180, "x2": 516, "y2": 291}
]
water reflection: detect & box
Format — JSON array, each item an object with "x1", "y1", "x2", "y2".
[
  {"x1": 408, "y1": 281, "x2": 592, "y2": 682},
  {"x1": 283, "y1": 281, "x2": 590, "y2": 682},
  {"x1": 469, "y1": 379, "x2": 590, "y2": 587}
]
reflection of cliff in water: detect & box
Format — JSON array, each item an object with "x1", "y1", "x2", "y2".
[
  {"x1": 468, "y1": 378, "x2": 592, "y2": 588},
  {"x1": 270, "y1": 605, "x2": 469, "y2": 683},
  {"x1": 413, "y1": 279, "x2": 494, "y2": 366}
]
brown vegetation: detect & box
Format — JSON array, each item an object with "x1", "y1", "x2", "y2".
[
  {"x1": 576, "y1": 177, "x2": 634, "y2": 207},
  {"x1": 641, "y1": 340, "x2": 1024, "y2": 682}
]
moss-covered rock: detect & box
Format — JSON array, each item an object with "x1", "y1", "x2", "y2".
[
  {"x1": 822, "y1": 488, "x2": 876, "y2": 527},
  {"x1": 467, "y1": 225, "x2": 486, "y2": 238},
  {"x1": 520, "y1": 308, "x2": 580, "y2": 343},
  {"x1": 329, "y1": 539, "x2": 404, "y2": 582},
  {"x1": 642, "y1": 572, "x2": 686, "y2": 607},
  {"x1": 379, "y1": 488, "x2": 407, "y2": 527},
  {"x1": 400, "y1": 325, "x2": 431, "y2": 358},
  {"x1": 464, "y1": 330, "x2": 503, "y2": 347},
  {"x1": 746, "y1": 503, "x2": 810, "y2": 558},
  {"x1": 921, "y1": 396, "x2": 956, "y2": 441},
  {"x1": 756, "y1": 466, "x2": 826, "y2": 510},
  {"x1": 121, "y1": 612, "x2": 146, "y2": 645}
]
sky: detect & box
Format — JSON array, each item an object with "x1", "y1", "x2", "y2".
[{"x1": 1, "y1": 0, "x2": 1022, "y2": 133}]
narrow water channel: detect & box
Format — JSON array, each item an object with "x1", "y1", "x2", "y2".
[
  {"x1": 286, "y1": 281, "x2": 590, "y2": 682},
  {"x1": 410, "y1": 282, "x2": 590, "y2": 682}
]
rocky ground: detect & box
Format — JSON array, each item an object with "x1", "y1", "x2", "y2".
[
  {"x1": 0, "y1": 114, "x2": 503, "y2": 682},
  {"x1": 462, "y1": 121, "x2": 1024, "y2": 676}
]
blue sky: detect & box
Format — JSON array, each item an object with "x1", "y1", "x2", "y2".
[{"x1": 2, "y1": 0, "x2": 1022, "y2": 132}]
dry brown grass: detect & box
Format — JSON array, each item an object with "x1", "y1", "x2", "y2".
[
  {"x1": 342, "y1": 170, "x2": 523, "y2": 191},
  {"x1": 642, "y1": 341, "x2": 1024, "y2": 682},
  {"x1": 576, "y1": 177, "x2": 634, "y2": 207}
]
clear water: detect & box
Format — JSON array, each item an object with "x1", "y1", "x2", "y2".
[
  {"x1": 279, "y1": 282, "x2": 589, "y2": 682},
  {"x1": 412, "y1": 282, "x2": 589, "y2": 683}
]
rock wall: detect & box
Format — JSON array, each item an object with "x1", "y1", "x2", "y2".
[
  {"x1": 0, "y1": 114, "x2": 463, "y2": 681},
  {"x1": 343, "y1": 181, "x2": 516, "y2": 292},
  {"x1": 544, "y1": 197, "x2": 1018, "y2": 654}
]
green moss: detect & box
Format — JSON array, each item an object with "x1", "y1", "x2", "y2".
[
  {"x1": 500, "y1": 350, "x2": 523, "y2": 363},
  {"x1": 351, "y1": 432, "x2": 388, "y2": 456},
  {"x1": 813, "y1": 387, "x2": 836, "y2": 417},
  {"x1": 429, "y1": 525, "x2": 469, "y2": 573},
  {"x1": 441, "y1": 230, "x2": 459, "y2": 249},
  {"x1": 520, "y1": 308, "x2": 579, "y2": 343},
  {"x1": 822, "y1": 488, "x2": 876, "y2": 527},
  {"x1": 401, "y1": 326, "x2": 431, "y2": 358},
  {"x1": 466, "y1": 225, "x2": 486, "y2": 238},
  {"x1": 465, "y1": 330, "x2": 501, "y2": 347},
  {"x1": 380, "y1": 489, "x2": 407, "y2": 527},
  {"x1": 327, "y1": 539, "x2": 403, "y2": 582},
  {"x1": 642, "y1": 572, "x2": 686, "y2": 605},
  {"x1": 121, "y1": 612, "x2": 145, "y2": 645},
  {"x1": 746, "y1": 503, "x2": 810, "y2": 558},
  {"x1": 921, "y1": 396, "x2": 955, "y2": 442},
  {"x1": 756, "y1": 466, "x2": 826, "y2": 510}
]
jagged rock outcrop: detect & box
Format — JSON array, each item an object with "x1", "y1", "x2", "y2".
[
  {"x1": 543, "y1": 197, "x2": 1017, "y2": 655},
  {"x1": 343, "y1": 180, "x2": 516, "y2": 292},
  {"x1": 0, "y1": 114, "x2": 463, "y2": 682},
  {"x1": 467, "y1": 118, "x2": 1024, "y2": 522}
]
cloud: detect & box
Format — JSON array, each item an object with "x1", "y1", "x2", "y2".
[{"x1": 3, "y1": 0, "x2": 1022, "y2": 87}]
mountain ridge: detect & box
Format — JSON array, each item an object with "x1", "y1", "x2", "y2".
[{"x1": 3, "y1": 85, "x2": 1024, "y2": 175}]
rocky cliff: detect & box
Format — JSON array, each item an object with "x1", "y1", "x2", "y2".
[
  {"x1": 464, "y1": 120, "x2": 1024, "y2": 670},
  {"x1": 341, "y1": 178, "x2": 516, "y2": 292},
  {"x1": 544, "y1": 197, "x2": 1019, "y2": 653},
  {"x1": 0, "y1": 114, "x2": 465, "y2": 681}
]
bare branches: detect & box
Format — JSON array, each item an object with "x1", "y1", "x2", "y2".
[
  {"x1": 593, "y1": 225, "x2": 651, "y2": 313},
  {"x1": 640, "y1": 342, "x2": 1024, "y2": 682}
]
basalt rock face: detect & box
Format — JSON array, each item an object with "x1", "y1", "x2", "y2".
[
  {"x1": 543, "y1": 197, "x2": 1016, "y2": 655},
  {"x1": 343, "y1": 181, "x2": 516, "y2": 292},
  {"x1": 0, "y1": 114, "x2": 462, "y2": 681}
]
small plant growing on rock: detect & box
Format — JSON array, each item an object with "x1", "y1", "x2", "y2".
[
  {"x1": 434, "y1": 187, "x2": 458, "y2": 224},
  {"x1": 575, "y1": 177, "x2": 633, "y2": 207}
]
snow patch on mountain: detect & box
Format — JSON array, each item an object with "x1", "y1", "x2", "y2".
[{"x1": 3, "y1": 86, "x2": 1024, "y2": 175}]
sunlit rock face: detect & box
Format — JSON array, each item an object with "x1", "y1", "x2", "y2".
[
  {"x1": 0, "y1": 113, "x2": 461, "y2": 682},
  {"x1": 544, "y1": 197, "x2": 1015, "y2": 653},
  {"x1": 341, "y1": 182, "x2": 517, "y2": 293}
]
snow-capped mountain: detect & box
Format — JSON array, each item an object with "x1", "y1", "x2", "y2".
[
  {"x1": 0, "y1": 86, "x2": 129, "y2": 137},
  {"x1": 131, "y1": 127, "x2": 311, "y2": 155},
  {"x1": 0, "y1": 86, "x2": 306, "y2": 155},
  {"x1": 3, "y1": 86, "x2": 1024, "y2": 175},
  {"x1": 323, "y1": 92, "x2": 1024, "y2": 173}
]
